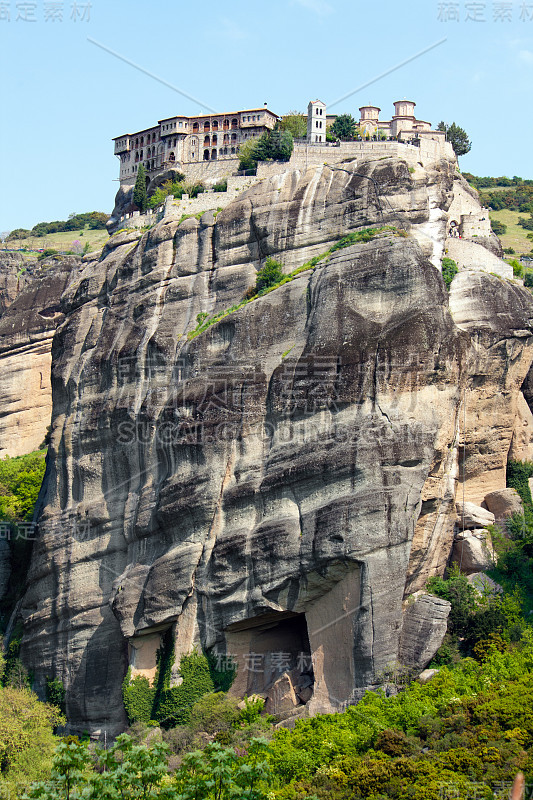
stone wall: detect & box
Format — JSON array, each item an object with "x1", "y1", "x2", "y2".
[
  {"x1": 116, "y1": 176, "x2": 262, "y2": 231},
  {"x1": 445, "y1": 238, "x2": 512, "y2": 279}
]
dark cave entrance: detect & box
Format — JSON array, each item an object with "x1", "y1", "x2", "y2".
[{"x1": 225, "y1": 611, "x2": 314, "y2": 710}]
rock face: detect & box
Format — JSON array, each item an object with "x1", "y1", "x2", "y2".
[
  {"x1": 19, "y1": 156, "x2": 533, "y2": 736},
  {"x1": 399, "y1": 595, "x2": 451, "y2": 670},
  {"x1": 0, "y1": 257, "x2": 79, "y2": 457},
  {"x1": 0, "y1": 253, "x2": 38, "y2": 315}
]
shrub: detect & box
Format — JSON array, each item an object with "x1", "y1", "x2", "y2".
[
  {"x1": 441, "y1": 257, "x2": 458, "y2": 290},
  {"x1": 45, "y1": 678, "x2": 65, "y2": 712},
  {"x1": 510, "y1": 259, "x2": 524, "y2": 277},
  {"x1": 491, "y1": 219, "x2": 507, "y2": 236},
  {"x1": 255, "y1": 257, "x2": 284, "y2": 293},
  {"x1": 212, "y1": 179, "x2": 228, "y2": 192},
  {"x1": 122, "y1": 671, "x2": 155, "y2": 724},
  {"x1": 507, "y1": 460, "x2": 533, "y2": 509},
  {"x1": 37, "y1": 249, "x2": 59, "y2": 261},
  {"x1": 189, "y1": 691, "x2": 241, "y2": 734},
  {"x1": 155, "y1": 651, "x2": 214, "y2": 729}
]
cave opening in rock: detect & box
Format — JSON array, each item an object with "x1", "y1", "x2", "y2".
[{"x1": 225, "y1": 611, "x2": 315, "y2": 712}]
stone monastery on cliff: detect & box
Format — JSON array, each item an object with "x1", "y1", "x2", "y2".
[{"x1": 113, "y1": 98, "x2": 450, "y2": 185}]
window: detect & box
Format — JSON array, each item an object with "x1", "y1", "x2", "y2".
[{"x1": 179, "y1": 121, "x2": 183, "y2": 128}]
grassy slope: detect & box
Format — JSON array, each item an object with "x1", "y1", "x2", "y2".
[
  {"x1": 1, "y1": 226, "x2": 109, "y2": 254},
  {"x1": 489, "y1": 209, "x2": 532, "y2": 256},
  {"x1": 473, "y1": 185, "x2": 532, "y2": 256}
]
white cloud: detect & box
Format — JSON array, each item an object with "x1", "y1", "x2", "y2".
[
  {"x1": 518, "y1": 49, "x2": 533, "y2": 64},
  {"x1": 292, "y1": 0, "x2": 333, "y2": 16}
]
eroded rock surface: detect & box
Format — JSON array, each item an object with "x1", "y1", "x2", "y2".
[
  {"x1": 19, "y1": 156, "x2": 533, "y2": 735},
  {"x1": 0, "y1": 257, "x2": 80, "y2": 457}
]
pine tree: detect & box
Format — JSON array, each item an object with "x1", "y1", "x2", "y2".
[
  {"x1": 437, "y1": 121, "x2": 472, "y2": 156},
  {"x1": 133, "y1": 164, "x2": 148, "y2": 212}
]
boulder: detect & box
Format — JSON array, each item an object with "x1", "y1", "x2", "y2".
[
  {"x1": 451, "y1": 531, "x2": 493, "y2": 574},
  {"x1": 399, "y1": 594, "x2": 451, "y2": 669},
  {"x1": 484, "y1": 489, "x2": 523, "y2": 523},
  {"x1": 418, "y1": 668, "x2": 439, "y2": 685},
  {"x1": 467, "y1": 572, "x2": 503, "y2": 595},
  {"x1": 264, "y1": 672, "x2": 299, "y2": 716},
  {"x1": 455, "y1": 502, "x2": 495, "y2": 530}
]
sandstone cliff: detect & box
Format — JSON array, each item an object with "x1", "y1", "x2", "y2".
[
  {"x1": 0, "y1": 256, "x2": 80, "y2": 457},
  {"x1": 18, "y1": 156, "x2": 533, "y2": 736}
]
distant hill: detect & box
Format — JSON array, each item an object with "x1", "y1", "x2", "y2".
[
  {"x1": 2, "y1": 212, "x2": 109, "y2": 257},
  {"x1": 463, "y1": 173, "x2": 533, "y2": 257}
]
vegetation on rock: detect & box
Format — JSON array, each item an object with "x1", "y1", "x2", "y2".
[
  {"x1": 437, "y1": 121, "x2": 472, "y2": 156},
  {"x1": 441, "y1": 257, "x2": 458, "y2": 290},
  {"x1": 238, "y1": 129, "x2": 293, "y2": 172},
  {"x1": 329, "y1": 113, "x2": 358, "y2": 140},
  {"x1": 133, "y1": 164, "x2": 148, "y2": 212}
]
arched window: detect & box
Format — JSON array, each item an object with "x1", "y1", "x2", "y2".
[
  {"x1": 193, "y1": 122, "x2": 199, "y2": 133},
  {"x1": 140, "y1": 149, "x2": 143, "y2": 159},
  {"x1": 204, "y1": 135, "x2": 210, "y2": 146},
  {"x1": 135, "y1": 152, "x2": 139, "y2": 162},
  {"x1": 169, "y1": 152, "x2": 175, "y2": 162},
  {"x1": 231, "y1": 118, "x2": 238, "y2": 129},
  {"x1": 211, "y1": 149, "x2": 217, "y2": 160},
  {"x1": 231, "y1": 147, "x2": 236, "y2": 154},
  {"x1": 135, "y1": 138, "x2": 139, "y2": 148},
  {"x1": 212, "y1": 134, "x2": 217, "y2": 145},
  {"x1": 204, "y1": 121, "x2": 210, "y2": 132},
  {"x1": 223, "y1": 133, "x2": 229, "y2": 144},
  {"x1": 212, "y1": 120, "x2": 218, "y2": 131},
  {"x1": 203, "y1": 149, "x2": 210, "y2": 161},
  {"x1": 231, "y1": 132, "x2": 237, "y2": 142},
  {"x1": 223, "y1": 119, "x2": 229, "y2": 130},
  {"x1": 140, "y1": 136, "x2": 144, "y2": 146}
]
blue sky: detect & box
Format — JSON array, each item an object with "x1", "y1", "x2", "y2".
[{"x1": 1, "y1": 0, "x2": 532, "y2": 232}]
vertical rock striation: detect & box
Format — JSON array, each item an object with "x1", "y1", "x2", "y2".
[{"x1": 18, "y1": 157, "x2": 533, "y2": 735}]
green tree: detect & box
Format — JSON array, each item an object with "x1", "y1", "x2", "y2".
[
  {"x1": 441, "y1": 257, "x2": 458, "y2": 290},
  {"x1": 279, "y1": 112, "x2": 307, "y2": 139},
  {"x1": 0, "y1": 687, "x2": 63, "y2": 787},
  {"x1": 437, "y1": 121, "x2": 472, "y2": 156},
  {"x1": 133, "y1": 164, "x2": 148, "y2": 212},
  {"x1": 329, "y1": 113, "x2": 357, "y2": 140},
  {"x1": 491, "y1": 219, "x2": 507, "y2": 236},
  {"x1": 255, "y1": 257, "x2": 284, "y2": 293}
]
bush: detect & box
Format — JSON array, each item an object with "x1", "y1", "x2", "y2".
[
  {"x1": 255, "y1": 257, "x2": 285, "y2": 293},
  {"x1": 510, "y1": 259, "x2": 524, "y2": 277},
  {"x1": 45, "y1": 678, "x2": 65, "y2": 712},
  {"x1": 122, "y1": 671, "x2": 155, "y2": 724},
  {"x1": 491, "y1": 219, "x2": 507, "y2": 236},
  {"x1": 238, "y1": 130, "x2": 293, "y2": 171},
  {"x1": 0, "y1": 450, "x2": 47, "y2": 522},
  {"x1": 189, "y1": 691, "x2": 241, "y2": 734},
  {"x1": 212, "y1": 179, "x2": 228, "y2": 192},
  {"x1": 507, "y1": 460, "x2": 533, "y2": 509},
  {"x1": 155, "y1": 651, "x2": 214, "y2": 728},
  {"x1": 37, "y1": 249, "x2": 59, "y2": 261},
  {"x1": 441, "y1": 257, "x2": 458, "y2": 290}
]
